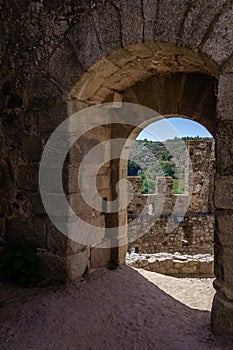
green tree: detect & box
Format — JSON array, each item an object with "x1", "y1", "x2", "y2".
[
  {"x1": 161, "y1": 161, "x2": 175, "y2": 177},
  {"x1": 128, "y1": 160, "x2": 141, "y2": 176},
  {"x1": 161, "y1": 150, "x2": 172, "y2": 161},
  {"x1": 138, "y1": 171, "x2": 155, "y2": 194}
]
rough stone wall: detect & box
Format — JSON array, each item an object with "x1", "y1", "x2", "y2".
[
  {"x1": 128, "y1": 140, "x2": 215, "y2": 255},
  {"x1": 126, "y1": 252, "x2": 214, "y2": 278},
  {"x1": 0, "y1": 0, "x2": 233, "y2": 333},
  {"x1": 128, "y1": 214, "x2": 215, "y2": 255},
  {"x1": 0, "y1": 1, "x2": 115, "y2": 280},
  {"x1": 0, "y1": 1, "x2": 221, "y2": 280}
]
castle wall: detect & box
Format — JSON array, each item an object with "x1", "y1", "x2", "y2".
[{"x1": 127, "y1": 140, "x2": 215, "y2": 255}]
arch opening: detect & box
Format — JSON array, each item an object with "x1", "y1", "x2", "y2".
[
  {"x1": 67, "y1": 41, "x2": 218, "y2": 270},
  {"x1": 125, "y1": 117, "x2": 215, "y2": 278}
]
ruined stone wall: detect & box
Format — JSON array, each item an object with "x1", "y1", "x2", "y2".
[
  {"x1": 0, "y1": 0, "x2": 233, "y2": 333},
  {"x1": 126, "y1": 252, "x2": 214, "y2": 278},
  {"x1": 0, "y1": 1, "x2": 220, "y2": 280},
  {"x1": 128, "y1": 140, "x2": 215, "y2": 255}
]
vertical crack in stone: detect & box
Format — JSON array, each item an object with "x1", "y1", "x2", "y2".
[
  {"x1": 198, "y1": 0, "x2": 233, "y2": 51},
  {"x1": 141, "y1": 0, "x2": 145, "y2": 41},
  {"x1": 153, "y1": 0, "x2": 161, "y2": 39},
  {"x1": 111, "y1": 1, "x2": 125, "y2": 48},
  {"x1": 91, "y1": 14, "x2": 103, "y2": 52},
  {"x1": 177, "y1": 0, "x2": 197, "y2": 40}
]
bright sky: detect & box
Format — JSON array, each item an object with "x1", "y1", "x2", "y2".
[{"x1": 137, "y1": 118, "x2": 212, "y2": 141}]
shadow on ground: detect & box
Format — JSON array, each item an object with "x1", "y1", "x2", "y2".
[{"x1": 0, "y1": 266, "x2": 232, "y2": 350}]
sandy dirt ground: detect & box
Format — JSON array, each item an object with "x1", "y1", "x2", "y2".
[{"x1": 0, "y1": 266, "x2": 233, "y2": 350}]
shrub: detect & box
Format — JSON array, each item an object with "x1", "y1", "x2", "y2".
[{"x1": 0, "y1": 240, "x2": 41, "y2": 287}]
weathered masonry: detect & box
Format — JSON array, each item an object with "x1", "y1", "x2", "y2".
[
  {"x1": 127, "y1": 140, "x2": 215, "y2": 255},
  {"x1": 1, "y1": 0, "x2": 233, "y2": 335},
  {"x1": 126, "y1": 252, "x2": 214, "y2": 278}
]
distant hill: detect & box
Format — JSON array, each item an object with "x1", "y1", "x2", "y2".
[{"x1": 128, "y1": 136, "x2": 214, "y2": 194}]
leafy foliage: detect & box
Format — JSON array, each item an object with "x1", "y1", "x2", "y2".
[
  {"x1": 161, "y1": 150, "x2": 172, "y2": 161},
  {"x1": 128, "y1": 160, "x2": 141, "y2": 176},
  {"x1": 160, "y1": 161, "x2": 175, "y2": 177},
  {"x1": 0, "y1": 241, "x2": 41, "y2": 287},
  {"x1": 128, "y1": 136, "x2": 213, "y2": 194}
]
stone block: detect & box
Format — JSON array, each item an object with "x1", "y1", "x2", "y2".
[
  {"x1": 148, "y1": 260, "x2": 159, "y2": 271},
  {"x1": 119, "y1": 0, "x2": 143, "y2": 46},
  {"x1": 27, "y1": 72, "x2": 61, "y2": 108},
  {"x1": 67, "y1": 247, "x2": 90, "y2": 281},
  {"x1": 181, "y1": 265, "x2": 197, "y2": 275},
  {"x1": 166, "y1": 268, "x2": 179, "y2": 275},
  {"x1": 47, "y1": 38, "x2": 84, "y2": 91},
  {"x1": 118, "y1": 245, "x2": 128, "y2": 265},
  {"x1": 198, "y1": 261, "x2": 214, "y2": 276},
  {"x1": 67, "y1": 98, "x2": 89, "y2": 115},
  {"x1": 107, "y1": 48, "x2": 136, "y2": 67},
  {"x1": 154, "y1": 0, "x2": 189, "y2": 42},
  {"x1": 67, "y1": 18, "x2": 104, "y2": 71},
  {"x1": 156, "y1": 176, "x2": 173, "y2": 196},
  {"x1": 5, "y1": 217, "x2": 47, "y2": 248},
  {"x1": 216, "y1": 122, "x2": 233, "y2": 174},
  {"x1": 92, "y1": 2, "x2": 121, "y2": 53},
  {"x1": 173, "y1": 260, "x2": 185, "y2": 268},
  {"x1": 215, "y1": 175, "x2": 233, "y2": 209},
  {"x1": 203, "y1": 7, "x2": 233, "y2": 65},
  {"x1": 39, "y1": 165, "x2": 67, "y2": 193},
  {"x1": 69, "y1": 71, "x2": 93, "y2": 100},
  {"x1": 37, "y1": 250, "x2": 67, "y2": 282},
  {"x1": 22, "y1": 135, "x2": 43, "y2": 162},
  {"x1": 217, "y1": 74, "x2": 233, "y2": 121},
  {"x1": 90, "y1": 247, "x2": 111, "y2": 269},
  {"x1": 47, "y1": 224, "x2": 68, "y2": 256},
  {"x1": 96, "y1": 174, "x2": 111, "y2": 191},
  {"x1": 125, "y1": 43, "x2": 152, "y2": 59},
  {"x1": 214, "y1": 279, "x2": 233, "y2": 302},
  {"x1": 222, "y1": 246, "x2": 233, "y2": 287},
  {"x1": 216, "y1": 212, "x2": 233, "y2": 245},
  {"x1": 159, "y1": 258, "x2": 173, "y2": 269},
  {"x1": 18, "y1": 164, "x2": 39, "y2": 191},
  {"x1": 68, "y1": 131, "x2": 109, "y2": 165},
  {"x1": 88, "y1": 58, "x2": 119, "y2": 78},
  {"x1": 38, "y1": 247, "x2": 90, "y2": 282},
  {"x1": 37, "y1": 99, "x2": 68, "y2": 132},
  {"x1": 68, "y1": 192, "x2": 97, "y2": 221},
  {"x1": 76, "y1": 74, "x2": 105, "y2": 100},
  {"x1": 181, "y1": 0, "x2": 227, "y2": 48},
  {"x1": 211, "y1": 293, "x2": 233, "y2": 335},
  {"x1": 143, "y1": 1, "x2": 159, "y2": 40},
  {"x1": 224, "y1": 56, "x2": 233, "y2": 73},
  {"x1": 31, "y1": 193, "x2": 47, "y2": 217},
  {"x1": 47, "y1": 223, "x2": 84, "y2": 256},
  {"x1": 139, "y1": 259, "x2": 149, "y2": 268},
  {"x1": 0, "y1": 160, "x2": 14, "y2": 190},
  {"x1": 214, "y1": 243, "x2": 223, "y2": 281}
]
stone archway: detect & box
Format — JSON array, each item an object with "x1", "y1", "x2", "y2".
[
  {"x1": 68, "y1": 43, "x2": 218, "y2": 264},
  {"x1": 67, "y1": 41, "x2": 232, "y2": 334},
  {"x1": 125, "y1": 118, "x2": 215, "y2": 269},
  {"x1": 1, "y1": 1, "x2": 233, "y2": 335}
]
